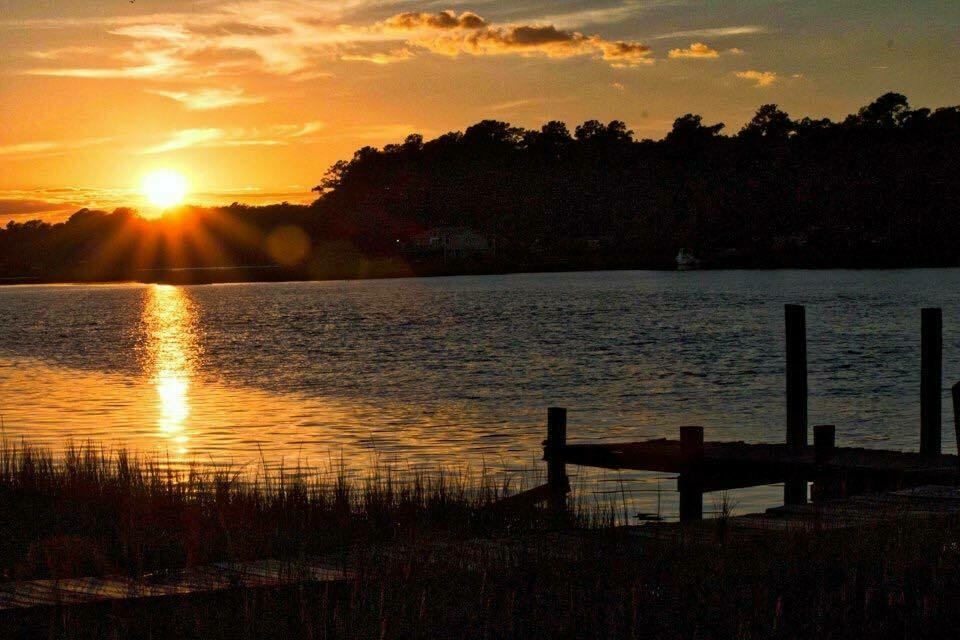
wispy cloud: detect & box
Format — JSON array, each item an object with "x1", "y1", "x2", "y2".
[
  {"x1": 143, "y1": 122, "x2": 324, "y2": 154},
  {"x1": 489, "y1": 98, "x2": 537, "y2": 111},
  {"x1": 341, "y1": 48, "x2": 415, "y2": 64},
  {"x1": 535, "y1": 4, "x2": 649, "y2": 30},
  {"x1": 148, "y1": 87, "x2": 265, "y2": 109},
  {"x1": 20, "y1": 1, "x2": 367, "y2": 79},
  {"x1": 735, "y1": 69, "x2": 777, "y2": 87},
  {"x1": 654, "y1": 25, "x2": 766, "y2": 40},
  {"x1": 18, "y1": 3, "x2": 657, "y2": 80},
  {"x1": 668, "y1": 42, "x2": 719, "y2": 59},
  {"x1": 0, "y1": 137, "x2": 114, "y2": 159}
]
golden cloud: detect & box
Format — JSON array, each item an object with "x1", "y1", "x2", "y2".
[
  {"x1": 341, "y1": 48, "x2": 415, "y2": 65},
  {"x1": 20, "y1": 4, "x2": 652, "y2": 80},
  {"x1": 148, "y1": 87, "x2": 265, "y2": 110},
  {"x1": 735, "y1": 69, "x2": 777, "y2": 87},
  {"x1": 412, "y1": 22, "x2": 651, "y2": 67},
  {"x1": 143, "y1": 122, "x2": 323, "y2": 154},
  {"x1": 381, "y1": 10, "x2": 486, "y2": 30},
  {"x1": 668, "y1": 42, "x2": 719, "y2": 59}
]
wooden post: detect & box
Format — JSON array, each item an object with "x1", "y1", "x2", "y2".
[
  {"x1": 678, "y1": 426, "x2": 704, "y2": 522},
  {"x1": 812, "y1": 424, "x2": 839, "y2": 501},
  {"x1": 785, "y1": 304, "x2": 808, "y2": 505},
  {"x1": 680, "y1": 425, "x2": 704, "y2": 461},
  {"x1": 920, "y1": 308, "x2": 942, "y2": 456},
  {"x1": 545, "y1": 407, "x2": 569, "y2": 516},
  {"x1": 814, "y1": 424, "x2": 836, "y2": 465},
  {"x1": 952, "y1": 382, "x2": 960, "y2": 461}
]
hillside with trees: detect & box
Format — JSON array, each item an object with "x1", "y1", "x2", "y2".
[{"x1": 2, "y1": 92, "x2": 958, "y2": 283}]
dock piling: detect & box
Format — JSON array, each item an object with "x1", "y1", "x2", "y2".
[
  {"x1": 545, "y1": 407, "x2": 569, "y2": 516},
  {"x1": 952, "y1": 382, "x2": 960, "y2": 460},
  {"x1": 678, "y1": 426, "x2": 704, "y2": 522},
  {"x1": 921, "y1": 308, "x2": 942, "y2": 456},
  {"x1": 785, "y1": 304, "x2": 809, "y2": 505},
  {"x1": 814, "y1": 424, "x2": 836, "y2": 464}
]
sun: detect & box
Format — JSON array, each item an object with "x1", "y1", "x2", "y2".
[{"x1": 142, "y1": 169, "x2": 188, "y2": 208}]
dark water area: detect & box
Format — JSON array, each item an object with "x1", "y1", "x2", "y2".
[{"x1": 2, "y1": 269, "x2": 959, "y2": 518}]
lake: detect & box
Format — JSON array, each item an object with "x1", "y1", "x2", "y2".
[{"x1": 1, "y1": 270, "x2": 959, "y2": 519}]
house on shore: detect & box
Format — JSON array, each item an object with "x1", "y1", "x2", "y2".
[{"x1": 401, "y1": 227, "x2": 493, "y2": 262}]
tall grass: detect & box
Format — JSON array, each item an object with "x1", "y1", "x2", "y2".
[
  {"x1": 0, "y1": 441, "x2": 573, "y2": 581},
  {"x1": 5, "y1": 441, "x2": 960, "y2": 638}
]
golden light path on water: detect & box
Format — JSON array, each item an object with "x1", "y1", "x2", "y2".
[{"x1": 142, "y1": 285, "x2": 196, "y2": 456}]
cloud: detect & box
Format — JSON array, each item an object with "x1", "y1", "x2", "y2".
[
  {"x1": 27, "y1": 50, "x2": 186, "y2": 79},
  {"x1": 653, "y1": 25, "x2": 766, "y2": 40},
  {"x1": 20, "y1": 2, "x2": 366, "y2": 80},
  {"x1": 735, "y1": 69, "x2": 777, "y2": 87},
  {"x1": 0, "y1": 142, "x2": 59, "y2": 157},
  {"x1": 341, "y1": 48, "x2": 414, "y2": 64},
  {"x1": 489, "y1": 98, "x2": 537, "y2": 111},
  {"x1": 148, "y1": 87, "x2": 265, "y2": 109},
  {"x1": 142, "y1": 122, "x2": 324, "y2": 154},
  {"x1": 144, "y1": 129, "x2": 226, "y2": 154},
  {"x1": 413, "y1": 22, "x2": 652, "y2": 67},
  {"x1": 536, "y1": 4, "x2": 649, "y2": 30},
  {"x1": 0, "y1": 187, "x2": 138, "y2": 224},
  {"x1": 0, "y1": 137, "x2": 114, "y2": 159},
  {"x1": 668, "y1": 42, "x2": 719, "y2": 59},
  {"x1": 380, "y1": 10, "x2": 486, "y2": 31},
  {"x1": 18, "y1": 3, "x2": 653, "y2": 81},
  {"x1": 595, "y1": 39, "x2": 654, "y2": 66},
  {"x1": 0, "y1": 199, "x2": 66, "y2": 216}
]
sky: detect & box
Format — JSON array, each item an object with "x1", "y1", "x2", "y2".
[{"x1": 1, "y1": 0, "x2": 958, "y2": 223}]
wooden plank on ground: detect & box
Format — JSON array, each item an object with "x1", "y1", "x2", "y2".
[{"x1": 0, "y1": 559, "x2": 351, "y2": 612}]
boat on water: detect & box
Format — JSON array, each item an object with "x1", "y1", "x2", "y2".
[{"x1": 675, "y1": 248, "x2": 700, "y2": 270}]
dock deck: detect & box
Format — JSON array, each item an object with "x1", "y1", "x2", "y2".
[{"x1": 556, "y1": 439, "x2": 960, "y2": 492}]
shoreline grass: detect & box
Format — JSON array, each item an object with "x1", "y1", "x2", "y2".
[
  {"x1": 0, "y1": 441, "x2": 577, "y2": 582},
  {"x1": 4, "y1": 441, "x2": 960, "y2": 638}
]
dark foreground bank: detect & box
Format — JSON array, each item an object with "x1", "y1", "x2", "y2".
[{"x1": 2, "y1": 443, "x2": 960, "y2": 638}]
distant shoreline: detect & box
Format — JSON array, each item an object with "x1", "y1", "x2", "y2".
[{"x1": 4, "y1": 258, "x2": 960, "y2": 287}]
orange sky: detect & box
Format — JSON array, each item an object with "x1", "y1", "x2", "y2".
[{"x1": 1, "y1": 1, "x2": 958, "y2": 223}]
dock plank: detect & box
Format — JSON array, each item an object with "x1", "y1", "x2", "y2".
[{"x1": 551, "y1": 439, "x2": 960, "y2": 489}]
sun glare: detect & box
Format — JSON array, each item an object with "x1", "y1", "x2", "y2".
[{"x1": 142, "y1": 169, "x2": 188, "y2": 208}]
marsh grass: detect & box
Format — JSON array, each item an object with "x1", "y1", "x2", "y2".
[
  {"x1": 4, "y1": 441, "x2": 960, "y2": 638},
  {"x1": 0, "y1": 441, "x2": 577, "y2": 581}
]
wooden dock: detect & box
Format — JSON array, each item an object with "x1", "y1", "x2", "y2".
[
  {"x1": 532, "y1": 304, "x2": 960, "y2": 522},
  {"x1": 556, "y1": 437, "x2": 960, "y2": 492}
]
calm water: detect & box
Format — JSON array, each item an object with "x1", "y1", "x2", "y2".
[{"x1": 1, "y1": 270, "x2": 959, "y2": 518}]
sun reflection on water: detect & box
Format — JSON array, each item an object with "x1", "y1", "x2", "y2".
[{"x1": 142, "y1": 285, "x2": 199, "y2": 455}]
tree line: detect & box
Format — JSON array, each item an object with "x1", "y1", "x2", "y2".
[{"x1": 2, "y1": 92, "x2": 959, "y2": 283}]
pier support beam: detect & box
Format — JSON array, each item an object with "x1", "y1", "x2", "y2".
[
  {"x1": 678, "y1": 426, "x2": 704, "y2": 522},
  {"x1": 814, "y1": 424, "x2": 836, "y2": 465},
  {"x1": 545, "y1": 407, "x2": 569, "y2": 517},
  {"x1": 921, "y1": 308, "x2": 942, "y2": 456},
  {"x1": 952, "y1": 382, "x2": 960, "y2": 461},
  {"x1": 785, "y1": 304, "x2": 808, "y2": 505},
  {"x1": 812, "y1": 424, "x2": 840, "y2": 501}
]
